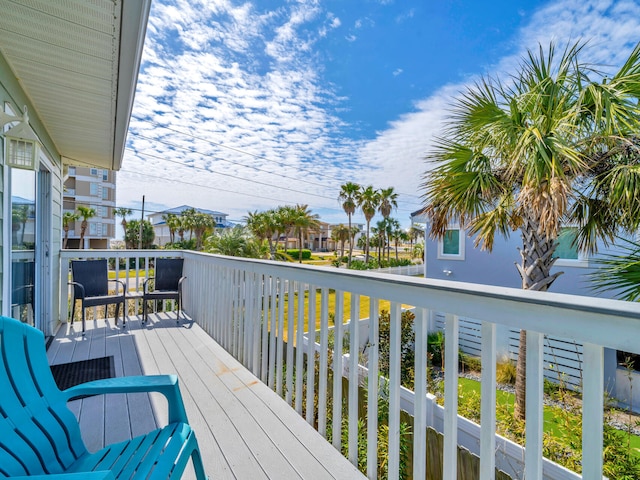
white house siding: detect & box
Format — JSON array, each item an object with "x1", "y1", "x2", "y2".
[{"x1": 1, "y1": 52, "x2": 64, "y2": 336}]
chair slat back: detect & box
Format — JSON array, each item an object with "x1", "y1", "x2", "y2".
[
  {"x1": 71, "y1": 260, "x2": 109, "y2": 297},
  {"x1": 155, "y1": 258, "x2": 184, "y2": 291},
  {"x1": 0, "y1": 317, "x2": 86, "y2": 476}
]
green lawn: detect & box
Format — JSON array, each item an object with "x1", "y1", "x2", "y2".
[{"x1": 458, "y1": 377, "x2": 640, "y2": 451}]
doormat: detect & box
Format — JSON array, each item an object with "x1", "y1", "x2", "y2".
[{"x1": 50, "y1": 356, "x2": 115, "y2": 393}]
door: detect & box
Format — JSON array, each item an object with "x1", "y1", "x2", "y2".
[{"x1": 10, "y1": 168, "x2": 36, "y2": 326}]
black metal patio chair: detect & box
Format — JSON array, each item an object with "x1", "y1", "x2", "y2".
[
  {"x1": 143, "y1": 258, "x2": 186, "y2": 323},
  {"x1": 69, "y1": 259, "x2": 126, "y2": 334}
]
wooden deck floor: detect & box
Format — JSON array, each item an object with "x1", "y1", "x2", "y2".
[{"x1": 47, "y1": 314, "x2": 364, "y2": 480}]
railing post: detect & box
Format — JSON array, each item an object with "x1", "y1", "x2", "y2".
[
  {"x1": 306, "y1": 285, "x2": 317, "y2": 425},
  {"x1": 276, "y1": 278, "x2": 285, "y2": 397},
  {"x1": 367, "y1": 297, "x2": 379, "y2": 480},
  {"x1": 525, "y1": 330, "x2": 544, "y2": 480},
  {"x1": 295, "y1": 282, "x2": 305, "y2": 414},
  {"x1": 348, "y1": 293, "x2": 360, "y2": 466},
  {"x1": 480, "y1": 321, "x2": 496, "y2": 480},
  {"x1": 443, "y1": 313, "x2": 459, "y2": 480},
  {"x1": 413, "y1": 307, "x2": 428, "y2": 480},
  {"x1": 286, "y1": 280, "x2": 295, "y2": 406},
  {"x1": 318, "y1": 287, "x2": 329, "y2": 437},
  {"x1": 268, "y1": 276, "x2": 278, "y2": 389},
  {"x1": 332, "y1": 290, "x2": 344, "y2": 451},
  {"x1": 582, "y1": 342, "x2": 604, "y2": 479},
  {"x1": 388, "y1": 301, "x2": 402, "y2": 480}
]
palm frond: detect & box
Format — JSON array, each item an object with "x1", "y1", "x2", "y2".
[{"x1": 589, "y1": 237, "x2": 640, "y2": 301}]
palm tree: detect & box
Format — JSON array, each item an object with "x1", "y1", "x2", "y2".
[
  {"x1": 331, "y1": 224, "x2": 350, "y2": 264},
  {"x1": 378, "y1": 187, "x2": 398, "y2": 261},
  {"x1": 590, "y1": 238, "x2": 640, "y2": 302},
  {"x1": 161, "y1": 213, "x2": 179, "y2": 244},
  {"x1": 76, "y1": 205, "x2": 96, "y2": 249},
  {"x1": 246, "y1": 210, "x2": 278, "y2": 258},
  {"x1": 291, "y1": 204, "x2": 320, "y2": 263},
  {"x1": 275, "y1": 205, "x2": 297, "y2": 251},
  {"x1": 12, "y1": 205, "x2": 30, "y2": 245},
  {"x1": 193, "y1": 212, "x2": 215, "y2": 250},
  {"x1": 114, "y1": 207, "x2": 132, "y2": 240},
  {"x1": 422, "y1": 41, "x2": 640, "y2": 420},
  {"x1": 181, "y1": 208, "x2": 197, "y2": 241},
  {"x1": 357, "y1": 185, "x2": 380, "y2": 263},
  {"x1": 338, "y1": 182, "x2": 361, "y2": 268},
  {"x1": 372, "y1": 219, "x2": 388, "y2": 262},
  {"x1": 62, "y1": 211, "x2": 78, "y2": 249},
  {"x1": 407, "y1": 225, "x2": 425, "y2": 251}
]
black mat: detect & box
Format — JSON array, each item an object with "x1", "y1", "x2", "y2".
[{"x1": 50, "y1": 356, "x2": 115, "y2": 392}]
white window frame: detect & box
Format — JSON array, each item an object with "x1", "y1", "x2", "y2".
[{"x1": 437, "y1": 225, "x2": 465, "y2": 260}]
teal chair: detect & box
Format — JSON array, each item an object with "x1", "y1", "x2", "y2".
[{"x1": 0, "y1": 316, "x2": 207, "y2": 479}]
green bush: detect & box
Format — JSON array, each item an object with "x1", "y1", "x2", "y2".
[{"x1": 286, "y1": 249, "x2": 312, "y2": 260}]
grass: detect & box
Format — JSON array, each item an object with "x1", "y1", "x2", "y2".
[
  {"x1": 275, "y1": 290, "x2": 412, "y2": 342},
  {"x1": 457, "y1": 377, "x2": 640, "y2": 452}
]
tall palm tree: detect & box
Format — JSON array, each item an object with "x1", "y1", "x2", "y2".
[
  {"x1": 357, "y1": 185, "x2": 380, "y2": 262},
  {"x1": 291, "y1": 204, "x2": 320, "y2": 263},
  {"x1": 181, "y1": 208, "x2": 197, "y2": 241},
  {"x1": 76, "y1": 205, "x2": 96, "y2": 249},
  {"x1": 331, "y1": 224, "x2": 350, "y2": 264},
  {"x1": 422, "y1": 41, "x2": 640, "y2": 420},
  {"x1": 246, "y1": 210, "x2": 278, "y2": 258},
  {"x1": 114, "y1": 207, "x2": 132, "y2": 240},
  {"x1": 275, "y1": 205, "x2": 297, "y2": 251},
  {"x1": 192, "y1": 212, "x2": 214, "y2": 250},
  {"x1": 408, "y1": 225, "x2": 425, "y2": 251},
  {"x1": 162, "y1": 213, "x2": 180, "y2": 244},
  {"x1": 62, "y1": 211, "x2": 79, "y2": 249},
  {"x1": 378, "y1": 187, "x2": 398, "y2": 261},
  {"x1": 338, "y1": 182, "x2": 361, "y2": 268}
]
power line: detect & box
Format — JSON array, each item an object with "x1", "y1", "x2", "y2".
[
  {"x1": 116, "y1": 169, "x2": 419, "y2": 217},
  {"x1": 130, "y1": 118, "x2": 425, "y2": 201},
  {"x1": 134, "y1": 133, "x2": 340, "y2": 192}
]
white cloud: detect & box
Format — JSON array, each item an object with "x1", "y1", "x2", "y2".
[{"x1": 120, "y1": 0, "x2": 640, "y2": 228}]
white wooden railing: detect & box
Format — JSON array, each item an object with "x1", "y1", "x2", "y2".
[{"x1": 60, "y1": 249, "x2": 640, "y2": 479}]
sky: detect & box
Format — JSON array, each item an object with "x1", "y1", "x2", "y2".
[{"x1": 118, "y1": 0, "x2": 640, "y2": 229}]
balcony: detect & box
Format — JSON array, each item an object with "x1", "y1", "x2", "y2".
[{"x1": 58, "y1": 249, "x2": 640, "y2": 479}]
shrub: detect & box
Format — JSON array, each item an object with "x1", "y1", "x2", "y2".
[
  {"x1": 286, "y1": 249, "x2": 312, "y2": 260},
  {"x1": 496, "y1": 359, "x2": 517, "y2": 385}
]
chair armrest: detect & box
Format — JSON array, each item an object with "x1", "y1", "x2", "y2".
[
  {"x1": 62, "y1": 375, "x2": 188, "y2": 424},
  {"x1": 143, "y1": 276, "x2": 154, "y2": 293},
  {"x1": 10, "y1": 473, "x2": 115, "y2": 480},
  {"x1": 68, "y1": 281, "x2": 85, "y2": 298},
  {"x1": 108, "y1": 278, "x2": 127, "y2": 295}
]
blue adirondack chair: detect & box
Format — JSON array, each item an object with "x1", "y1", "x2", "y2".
[{"x1": 0, "y1": 316, "x2": 207, "y2": 479}]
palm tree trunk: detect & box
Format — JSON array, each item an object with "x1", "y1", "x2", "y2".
[
  {"x1": 513, "y1": 214, "x2": 563, "y2": 421},
  {"x1": 347, "y1": 215, "x2": 353, "y2": 268}
]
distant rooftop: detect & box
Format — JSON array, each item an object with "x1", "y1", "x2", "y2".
[{"x1": 152, "y1": 205, "x2": 228, "y2": 217}]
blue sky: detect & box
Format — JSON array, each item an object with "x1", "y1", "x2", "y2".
[{"x1": 119, "y1": 0, "x2": 640, "y2": 228}]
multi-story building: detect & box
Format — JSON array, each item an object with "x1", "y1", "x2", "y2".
[{"x1": 63, "y1": 166, "x2": 116, "y2": 249}]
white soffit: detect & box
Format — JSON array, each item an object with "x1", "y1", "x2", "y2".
[{"x1": 0, "y1": 0, "x2": 150, "y2": 170}]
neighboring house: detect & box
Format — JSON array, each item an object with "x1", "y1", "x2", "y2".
[
  {"x1": 0, "y1": 1, "x2": 151, "y2": 335},
  {"x1": 307, "y1": 221, "x2": 334, "y2": 252},
  {"x1": 148, "y1": 205, "x2": 230, "y2": 246},
  {"x1": 63, "y1": 166, "x2": 117, "y2": 249},
  {"x1": 411, "y1": 208, "x2": 632, "y2": 402}
]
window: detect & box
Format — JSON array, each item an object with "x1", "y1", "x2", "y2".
[
  {"x1": 89, "y1": 183, "x2": 102, "y2": 196},
  {"x1": 68, "y1": 166, "x2": 76, "y2": 176},
  {"x1": 437, "y1": 226, "x2": 465, "y2": 260},
  {"x1": 102, "y1": 169, "x2": 109, "y2": 181},
  {"x1": 554, "y1": 227, "x2": 579, "y2": 260},
  {"x1": 90, "y1": 168, "x2": 98, "y2": 176},
  {"x1": 102, "y1": 187, "x2": 109, "y2": 200}
]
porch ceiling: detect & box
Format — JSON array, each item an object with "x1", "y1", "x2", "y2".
[{"x1": 0, "y1": 0, "x2": 151, "y2": 170}]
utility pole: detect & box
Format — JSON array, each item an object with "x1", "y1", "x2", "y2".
[{"x1": 138, "y1": 195, "x2": 145, "y2": 249}]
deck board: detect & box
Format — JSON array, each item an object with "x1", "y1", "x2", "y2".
[{"x1": 49, "y1": 314, "x2": 364, "y2": 479}]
